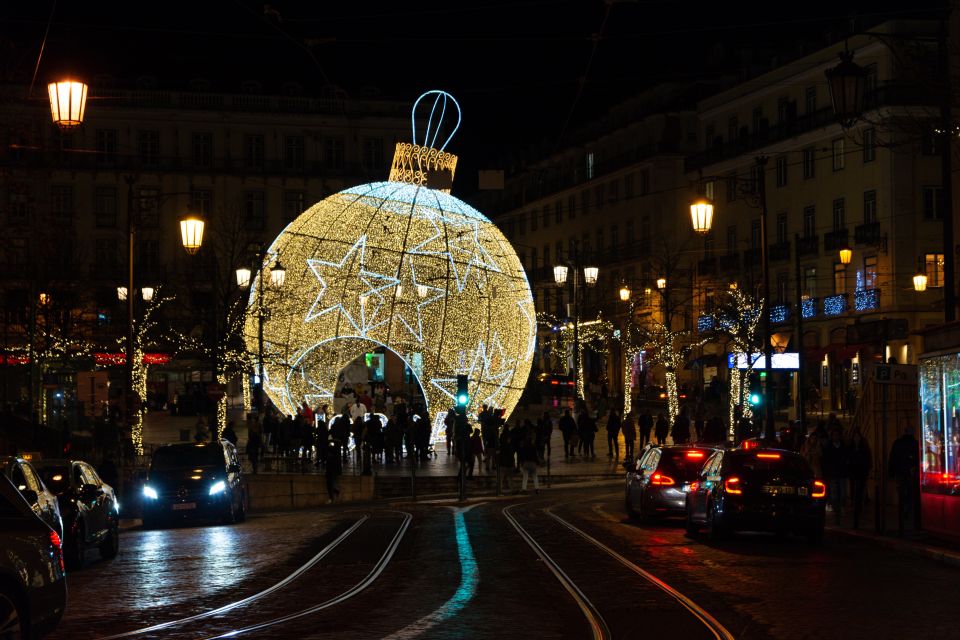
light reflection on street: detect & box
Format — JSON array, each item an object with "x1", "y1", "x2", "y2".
[{"x1": 198, "y1": 526, "x2": 251, "y2": 592}]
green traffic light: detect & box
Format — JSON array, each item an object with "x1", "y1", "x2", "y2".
[
  {"x1": 457, "y1": 393, "x2": 468, "y2": 406},
  {"x1": 750, "y1": 393, "x2": 761, "y2": 405}
]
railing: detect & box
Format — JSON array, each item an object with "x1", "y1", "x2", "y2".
[
  {"x1": 854, "y1": 288, "x2": 881, "y2": 312},
  {"x1": 769, "y1": 303, "x2": 790, "y2": 324},
  {"x1": 801, "y1": 297, "x2": 818, "y2": 319},
  {"x1": 823, "y1": 293, "x2": 848, "y2": 316},
  {"x1": 769, "y1": 241, "x2": 791, "y2": 262},
  {"x1": 796, "y1": 235, "x2": 819, "y2": 257},
  {"x1": 854, "y1": 221, "x2": 882, "y2": 246},
  {"x1": 824, "y1": 229, "x2": 849, "y2": 251}
]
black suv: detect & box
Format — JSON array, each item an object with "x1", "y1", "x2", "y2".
[
  {"x1": 142, "y1": 441, "x2": 247, "y2": 528},
  {"x1": 35, "y1": 459, "x2": 120, "y2": 569}
]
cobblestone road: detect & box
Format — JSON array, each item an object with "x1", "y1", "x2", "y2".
[{"x1": 51, "y1": 484, "x2": 959, "y2": 639}]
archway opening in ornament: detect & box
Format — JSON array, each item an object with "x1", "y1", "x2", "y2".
[{"x1": 286, "y1": 336, "x2": 450, "y2": 446}]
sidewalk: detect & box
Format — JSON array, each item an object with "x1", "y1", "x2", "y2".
[{"x1": 825, "y1": 502, "x2": 960, "y2": 569}]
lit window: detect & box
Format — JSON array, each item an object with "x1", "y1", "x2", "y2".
[{"x1": 926, "y1": 253, "x2": 945, "y2": 287}]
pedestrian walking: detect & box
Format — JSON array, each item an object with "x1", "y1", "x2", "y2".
[
  {"x1": 822, "y1": 428, "x2": 849, "y2": 520},
  {"x1": 498, "y1": 430, "x2": 515, "y2": 493},
  {"x1": 605, "y1": 409, "x2": 622, "y2": 460},
  {"x1": 482, "y1": 410, "x2": 501, "y2": 472},
  {"x1": 889, "y1": 425, "x2": 920, "y2": 534},
  {"x1": 194, "y1": 416, "x2": 211, "y2": 443},
  {"x1": 325, "y1": 440, "x2": 343, "y2": 503},
  {"x1": 468, "y1": 428, "x2": 484, "y2": 476},
  {"x1": 518, "y1": 433, "x2": 541, "y2": 493},
  {"x1": 638, "y1": 411, "x2": 653, "y2": 448},
  {"x1": 559, "y1": 409, "x2": 577, "y2": 458},
  {"x1": 222, "y1": 421, "x2": 238, "y2": 446},
  {"x1": 621, "y1": 412, "x2": 637, "y2": 461},
  {"x1": 444, "y1": 407, "x2": 456, "y2": 455},
  {"x1": 246, "y1": 423, "x2": 263, "y2": 474},
  {"x1": 579, "y1": 412, "x2": 597, "y2": 458},
  {"x1": 536, "y1": 411, "x2": 553, "y2": 460},
  {"x1": 654, "y1": 414, "x2": 669, "y2": 445},
  {"x1": 849, "y1": 429, "x2": 871, "y2": 529},
  {"x1": 673, "y1": 407, "x2": 691, "y2": 445},
  {"x1": 693, "y1": 402, "x2": 705, "y2": 443}
]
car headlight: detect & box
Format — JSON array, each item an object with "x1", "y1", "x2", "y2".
[
  {"x1": 143, "y1": 486, "x2": 158, "y2": 500},
  {"x1": 209, "y1": 481, "x2": 226, "y2": 496}
]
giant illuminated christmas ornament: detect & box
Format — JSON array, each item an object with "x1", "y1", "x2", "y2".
[{"x1": 245, "y1": 90, "x2": 535, "y2": 431}]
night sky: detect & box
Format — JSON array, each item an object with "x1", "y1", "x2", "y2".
[{"x1": 1, "y1": 1, "x2": 948, "y2": 191}]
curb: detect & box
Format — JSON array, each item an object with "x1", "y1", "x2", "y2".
[{"x1": 828, "y1": 525, "x2": 960, "y2": 569}]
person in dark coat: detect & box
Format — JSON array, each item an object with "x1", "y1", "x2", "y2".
[
  {"x1": 498, "y1": 429, "x2": 516, "y2": 493},
  {"x1": 654, "y1": 414, "x2": 669, "y2": 445},
  {"x1": 848, "y1": 429, "x2": 872, "y2": 529},
  {"x1": 638, "y1": 411, "x2": 653, "y2": 448},
  {"x1": 605, "y1": 409, "x2": 622, "y2": 460},
  {"x1": 579, "y1": 412, "x2": 597, "y2": 458},
  {"x1": 889, "y1": 425, "x2": 920, "y2": 533},
  {"x1": 222, "y1": 421, "x2": 239, "y2": 446},
  {"x1": 559, "y1": 409, "x2": 577, "y2": 458},
  {"x1": 246, "y1": 425, "x2": 263, "y2": 474},
  {"x1": 325, "y1": 440, "x2": 343, "y2": 503},
  {"x1": 672, "y1": 407, "x2": 691, "y2": 445},
  {"x1": 621, "y1": 412, "x2": 637, "y2": 461},
  {"x1": 822, "y1": 428, "x2": 850, "y2": 520},
  {"x1": 536, "y1": 411, "x2": 553, "y2": 460}
]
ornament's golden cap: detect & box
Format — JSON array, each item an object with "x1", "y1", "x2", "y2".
[{"x1": 388, "y1": 90, "x2": 460, "y2": 193}]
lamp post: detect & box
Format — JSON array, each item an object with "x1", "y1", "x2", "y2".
[
  {"x1": 692, "y1": 156, "x2": 775, "y2": 439},
  {"x1": 236, "y1": 245, "x2": 285, "y2": 415},
  {"x1": 553, "y1": 244, "x2": 598, "y2": 408},
  {"x1": 47, "y1": 80, "x2": 88, "y2": 130},
  {"x1": 825, "y1": 25, "x2": 955, "y2": 322}
]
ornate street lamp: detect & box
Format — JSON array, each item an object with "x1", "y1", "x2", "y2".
[
  {"x1": 914, "y1": 271, "x2": 928, "y2": 292},
  {"x1": 116, "y1": 286, "x2": 128, "y2": 301},
  {"x1": 553, "y1": 265, "x2": 569, "y2": 286},
  {"x1": 583, "y1": 266, "x2": 599, "y2": 286},
  {"x1": 690, "y1": 198, "x2": 714, "y2": 235},
  {"x1": 269, "y1": 258, "x2": 286, "y2": 288},
  {"x1": 47, "y1": 80, "x2": 88, "y2": 130},
  {"x1": 141, "y1": 287, "x2": 155, "y2": 302},
  {"x1": 838, "y1": 245, "x2": 853, "y2": 265},
  {"x1": 179, "y1": 216, "x2": 205, "y2": 255},
  {"x1": 236, "y1": 267, "x2": 252, "y2": 288},
  {"x1": 619, "y1": 284, "x2": 631, "y2": 302},
  {"x1": 825, "y1": 50, "x2": 868, "y2": 129},
  {"x1": 656, "y1": 277, "x2": 667, "y2": 290}
]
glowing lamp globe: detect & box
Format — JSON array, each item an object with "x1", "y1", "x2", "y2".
[
  {"x1": 246, "y1": 91, "x2": 536, "y2": 424},
  {"x1": 47, "y1": 80, "x2": 87, "y2": 129}
]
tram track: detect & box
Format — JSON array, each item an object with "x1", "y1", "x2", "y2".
[
  {"x1": 96, "y1": 511, "x2": 411, "y2": 640},
  {"x1": 504, "y1": 496, "x2": 735, "y2": 640}
]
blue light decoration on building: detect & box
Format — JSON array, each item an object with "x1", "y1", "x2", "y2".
[
  {"x1": 697, "y1": 314, "x2": 715, "y2": 333},
  {"x1": 801, "y1": 298, "x2": 817, "y2": 319},
  {"x1": 717, "y1": 314, "x2": 734, "y2": 331},
  {"x1": 769, "y1": 304, "x2": 789, "y2": 324},
  {"x1": 855, "y1": 288, "x2": 880, "y2": 312},
  {"x1": 823, "y1": 294, "x2": 848, "y2": 316}
]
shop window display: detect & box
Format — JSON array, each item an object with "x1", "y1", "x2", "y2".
[{"x1": 919, "y1": 354, "x2": 960, "y2": 495}]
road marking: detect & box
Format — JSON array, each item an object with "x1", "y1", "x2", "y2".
[
  {"x1": 381, "y1": 504, "x2": 485, "y2": 639},
  {"x1": 546, "y1": 509, "x2": 735, "y2": 640},
  {"x1": 98, "y1": 515, "x2": 371, "y2": 639},
  {"x1": 504, "y1": 503, "x2": 610, "y2": 640}
]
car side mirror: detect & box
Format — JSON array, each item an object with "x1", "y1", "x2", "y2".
[
  {"x1": 20, "y1": 489, "x2": 38, "y2": 505},
  {"x1": 228, "y1": 464, "x2": 241, "y2": 474}
]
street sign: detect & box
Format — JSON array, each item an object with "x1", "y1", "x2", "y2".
[{"x1": 871, "y1": 364, "x2": 918, "y2": 385}]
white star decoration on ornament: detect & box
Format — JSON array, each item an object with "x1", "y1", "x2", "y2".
[
  {"x1": 409, "y1": 213, "x2": 500, "y2": 292},
  {"x1": 305, "y1": 236, "x2": 400, "y2": 336},
  {"x1": 391, "y1": 256, "x2": 444, "y2": 343}
]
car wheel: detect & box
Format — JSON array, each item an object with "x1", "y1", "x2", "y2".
[
  {"x1": 707, "y1": 502, "x2": 728, "y2": 542},
  {"x1": 222, "y1": 499, "x2": 237, "y2": 525},
  {"x1": 0, "y1": 586, "x2": 27, "y2": 640},
  {"x1": 625, "y1": 491, "x2": 639, "y2": 520},
  {"x1": 64, "y1": 527, "x2": 85, "y2": 570},
  {"x1": 99, "y1": 525, "x2": 120, "y2": 560}
]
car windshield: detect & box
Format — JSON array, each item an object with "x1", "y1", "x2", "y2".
[
  {"x1": 660, "y1": 449, "x2": 711, "y2": 479},
  {"x1": 152, "y1": 446, "x2": 222, "y2": 470},
  {"x1": 37, "y1": 466, "x2": 71, "y2": 493},
  {"x1": 727, "y1": 452, "x2": 810, "y2": 481}
]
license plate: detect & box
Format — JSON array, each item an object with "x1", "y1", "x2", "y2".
[
  {"x1": 172, "y1": 502, "x2": 196, "y2": 511},
  {"x1": 798, "y1": 487, "x2": 809, "y2": 496},
  {"x1": 762, "y1": 485, "x2": 796, "y2": 495}
]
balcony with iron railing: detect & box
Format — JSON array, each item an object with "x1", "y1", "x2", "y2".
[
  {"x1": 854, "y1": 221, "x2": 882, "y2": 246},
  {"x1": 796, "y1": 235, "x2": 819, "y2": 257},
  {"x1": 824, "y1": 228, "x2": 849, "y2": 251}
]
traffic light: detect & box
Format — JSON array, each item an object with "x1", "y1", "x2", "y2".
[
  {"x1": 749, "y1": 393, "x2": 761, "y2": 406},
  {"x1": 456, "y1": 374, "x2": 469, "y2": 412}
]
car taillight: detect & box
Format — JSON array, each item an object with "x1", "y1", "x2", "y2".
[
  {"x1": 756, "y1": 453, "x2": 781, "y2": 459},
  {"x1": 650, "y1": 473, "x2": 675, "y2": 486},
  {"x1": 49, "y1": 530, "x2": 64, "y2": 571},
  {"x1": 724, "y1": 477, "x2": 743, "y2": 494},
  {"x1": 685, "y1": 451, "x2": 705, "y2": 459},
  {"x1": 812, "y1": 480, "x2": 826, "y2": 498}
]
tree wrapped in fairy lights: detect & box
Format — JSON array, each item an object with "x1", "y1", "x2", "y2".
[
  {"x1": 537, "y1": 312, "x2": 616, "y2": 400},
  {"x1": 712, "y1": 288, "x2": 764, "y2": 440}
]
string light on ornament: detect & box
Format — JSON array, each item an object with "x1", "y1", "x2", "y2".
[{"x1": 245, "y1": 91, "x2": 535, "y2": 420}]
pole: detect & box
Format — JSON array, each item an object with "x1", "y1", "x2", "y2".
[
  {"x1": 573, "y1": 264, "x2": 581, "y2": 411},
  {"x1": 756, "y1": 157, "x2": 775, "y2": 440},
  {"x1": 125, "y1": 176, "x2": 136, "y2": 450},
  {"x1": 880, "y1": 381, "x2": 888, "y2": 534},
  {"x1": 793, "y1": 233, "x2": 806, "y2": 430},
  {"x1": 257, "y1": 246, "x2": 266, "y2": 415},
  {"x1": 939, "y1": 16, "x2": 956, "y2": 322}
]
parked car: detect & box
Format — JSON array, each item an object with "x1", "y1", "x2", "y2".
[
  {"x1": 685, "y1": 448, "x2": 826, "y2": 542},
  {"x1": 0, "y1": 456, "x2": 63, "y2": 538},
  {"x1": 0, "y1": 474, "x2": 67, "y2": 639},
  {"x1": 625, "y1": 445, "x2": 718, "y2": 519},
  {"x1": 34, "y1": 459, "x2": 120, "y2": 569},
  {"x1": 141, "y1": 440, "x2": 247, "y2": 528}
]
